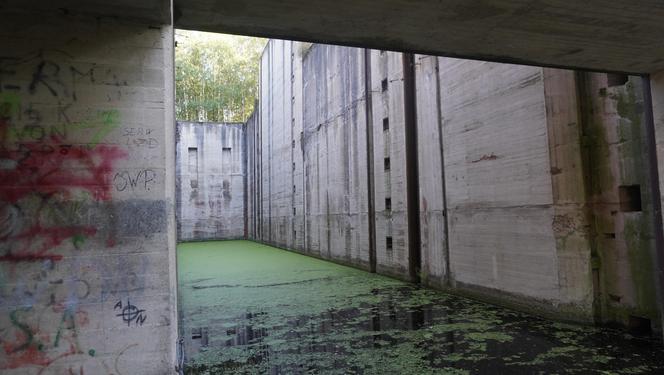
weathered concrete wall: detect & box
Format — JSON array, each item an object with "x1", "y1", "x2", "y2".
[
  {"x1": 437, "y1": 59, "x2": 564, "y2": 305},
  {"x1": 176, "y1": 122, "x2": 246, "y2": 241},
  {"x1": 246, "y1": 111, "x2": 258, "y2": 239},
  {"x1": 652, "y1": 71, "x2": 664, "y2": 331},
  {"x1": 370, "y1": 50, "x2": 411, "y2": 278},
  {"x1": 541, "y1": 68, "x2": 594, "y2": 319},
  {"x1": 248, "y1": 40, "x2": 661, "y2": 329},
  {"x1": 415, "y1": 55, "x2": 448, "y2": 287},
  {"x1": 301, "y1": 44, "x2": 370, "y2": 267},
  {"x1": 578, "y1": 73, "x2": 660, "y2": 328},
  {"x1": 257, "y1": 40, "x2": 296, "y2": 248},
  {"x1": 249, "y1": 41, "x2": 372, "y2": 268},
  {"x1": 0, "y1": 8, "x2": 176, "y2": 374}
]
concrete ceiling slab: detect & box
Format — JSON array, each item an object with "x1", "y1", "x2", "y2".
[
  {"x1": 174, "y1": 0, "x2": 664, "y2": 74},
  {"x1": 0, "y1": 0, "x2": 171, "y2": 24}
]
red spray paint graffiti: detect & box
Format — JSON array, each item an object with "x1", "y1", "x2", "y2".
[
  {"x1": 0, "y1": 134, "x2": 126, "y2": 262},
  {"x1": 0, "y1": 305, "x2": 91, "y2": 370},
  {"x1": 0, "y1": 91, "x2": 126, "y2": 263}
]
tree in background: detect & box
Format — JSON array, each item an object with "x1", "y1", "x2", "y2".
[{"x1": 175, "y1": 31, "x2": 265, "y2": 122}]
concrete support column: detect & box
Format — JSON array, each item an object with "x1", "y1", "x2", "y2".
[
  {"x1": 402, "y1": 53, "x2": 421, "y2": 283},
  {"x1": 542, "y1": 69, "x2": 594, "y2": 322},
  {"x1": 648, "y1": 71, "x2": 664, "y2": 333},
  {"x1": 364, "y1": 49, "x2": 377, "y2": 273}
]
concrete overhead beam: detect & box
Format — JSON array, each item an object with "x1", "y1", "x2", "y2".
[
  {"x1": 0, "y1": 0, "x2": 171, "y2": 25},
  {"x1": 173, "y1": 0, "x2": 664, "y2": 75}
]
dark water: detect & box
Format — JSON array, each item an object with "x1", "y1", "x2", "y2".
[{"x1": 178, "y1": 241, "x2": 664, "y2": 375}]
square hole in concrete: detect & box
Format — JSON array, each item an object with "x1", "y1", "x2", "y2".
[
  {"x1": 607, "y1": 74, "x2": 629, "y2": 87},
  {"x1": 619, "y1": 185, "x2": 642, "y2": 212},
  {"x1": 383, "y1": 117, "x2": 389, "y2": 131},
  {"x1": 192, "y1": 327, "x2": 209, "y2": 345},
  {"x1": 386, "y1": 236, "x2": 393, "y2": 250},
  {"x1": 381, "y1": 78, "x2": 388, "y2": 92},
  {"x1": 385, "y1": 197, "x2": 391, "y2": 211},
  {"x1": 384, "y1": 157, "x2": 391, "y2": 171}
]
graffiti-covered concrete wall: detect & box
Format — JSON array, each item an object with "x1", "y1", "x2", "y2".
[
  {"x1": 0, "y1": 8, "x2": 176, "y2": 374},
  {"x1": 248, "y1": 40, "x2": 661, "y2": 331},
  {"x1": 176, "y1": 122, "x2": 246, "y2": 241}
]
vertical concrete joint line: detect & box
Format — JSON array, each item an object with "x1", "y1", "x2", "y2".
[
  {"x1": 642, "y1": 75, "x2": 664, "y2": 337},
  {"x1": 290, "y1": 41, "x2": 295, "y2": 248},
  {"x1": 364, "y1": 49, "x2": 377, "y2": 273},
  {"x1": 403, "y1": 53, "x2": 421, "y2": 283},
  {"x1": 243, "y1": 118, "x2": 248, "y2": 239},
  {"x1": 268, "y1": 44, "x2": 273, "y2": 242},
  {"x1": 575, "y1": 71, "x2": 605, "y2": 323},
  {"x1": 434, "y1": 58, "x2": 452, "y2": 286}
]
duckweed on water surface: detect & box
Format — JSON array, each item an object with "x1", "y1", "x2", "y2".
[{"x1": 177, "y1": 241, "x2": 664, "y2": 374}]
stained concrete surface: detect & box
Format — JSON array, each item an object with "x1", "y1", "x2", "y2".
[
  {"x1": 176, "y1": 122, "x2": 247, "y2": 241},
  {"x1": 177, "y1": 241, "x2": 664, "y2": 374},
  {"x1": 0, "y1": 8, "x2": 176, "y2": 374},
  {"x1": 248, "y1": 42, "x2": 662, "y2": 327}
]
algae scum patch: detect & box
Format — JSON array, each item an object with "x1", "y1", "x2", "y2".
[{"x1": 177, "y1": 241, "x2": 664, "y2": 374}]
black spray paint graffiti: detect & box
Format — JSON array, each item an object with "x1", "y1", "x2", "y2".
[
  {"x1": 113, "y1": 169, "x2": 157, "y2": 192},
  {"x1": 114, "y1": 300, "x2": 147, "y2": 327},
  {"x1": 122, "y1": 127, "x2": 159, "y2": 149}
]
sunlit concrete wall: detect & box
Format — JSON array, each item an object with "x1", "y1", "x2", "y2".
[
  {"x1": 301, "y1": 44, "x2": 371, "y2": 267},
  {"x1": 257, "y1": 40, "x2": 299, "y2": 250},
  {"x1": 248, "y1": 41, "x2": 373, "y2": 268},
  {"x1": 0, "y1": 7, "x2": 176, "y2": 374},
  {"x1": 431, "y1": 61, "x2": 595, "y2": 318},
  {"x1": 176, "y1": 122, "x2": 246, "y2": 241},
  {"x1": 248, "y1": 40, "x2": 661, "y2": 329},
  {"x1": 370, "y1": 50, "x2": 411, "y2": 278}
]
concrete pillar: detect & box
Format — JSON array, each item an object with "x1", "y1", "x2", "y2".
[
  {"x1": 0, "y1": 8, "x2": 175, "y2": 373},
  {"x1": 542, "y1": 69, "x2": 594, "y2": 322},
  {"x1": 648, "y1": 71, "x2": 664, "y2": 333}
]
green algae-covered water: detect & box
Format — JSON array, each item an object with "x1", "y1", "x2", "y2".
[{"x1": 177, "y1": 240, "x2": 664, "y2": 374}]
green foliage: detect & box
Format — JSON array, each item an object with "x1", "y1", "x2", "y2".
[{"x1": 175, "y1": 31, "x2": 265, "y2": 122}]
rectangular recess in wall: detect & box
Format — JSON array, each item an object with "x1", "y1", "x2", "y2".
[
  {"x1": 619, "y1": 185, "x2": 642, "y2": 212},
  {"x1": 188, "y1": 147, "x2": 198, "y2": 188},
  {"x1": 222, "y1": 147, "x2": 232, "y2": 174},
  {"x1": 381, "y1": 78, "x2": 388, "y2": 92},
  {"x1": 383, "y1": 117, "x2": 389, "y2": 131},
  {"x1": 386, "y1": 236, "x2": 393, "y2": 250},
  {"x1": 384, "y1": 157, "x2": 391, "y2": 171},
  {"x1": 607, "y1": 74, "x2": 629, "y2": 87},
  {"x1": 385, "y1": 197, "x2": 391, "y2": 211}
]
